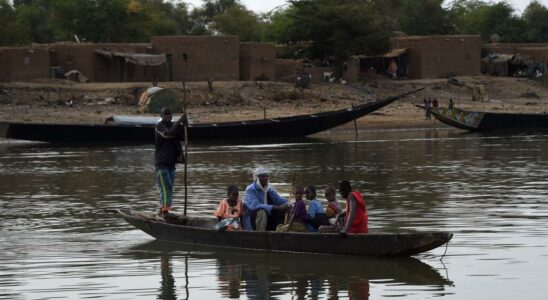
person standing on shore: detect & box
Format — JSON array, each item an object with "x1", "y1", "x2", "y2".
[
  {"x1": 424, "y1": 98, "x2": 432, "y2": 120},
  {"x1": 155, "y1": 107, "x2": 187, "y2": 216},
  {"x1": 448, "y1": 98, "x2": 454, "y2": 110}
]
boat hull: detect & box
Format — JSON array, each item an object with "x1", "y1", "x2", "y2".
[
  {"x1": 118, "y1": 209, "x2": 452, "y2": 257},
  {"x1": 0, "y1": 89, "x2": 423, "y2": 143},
  {"x1": 431, "y1": 107, "x2": 548, "y2": 131}
]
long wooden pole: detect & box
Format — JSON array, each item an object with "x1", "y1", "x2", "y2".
[
  {"x1": 183, "y1": 82, "x2": 189, "y2": 216},
  {"x1": 284, "y1": 173, "x2": 297, "y2": 224}
]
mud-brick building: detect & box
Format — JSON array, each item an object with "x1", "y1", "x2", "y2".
[
  {"x1": 0, "y1": 47, "x2": 49, "y2": 81},
  {"x1": 392, "y1": 35, "x2": 481, "y2": 79},
  {"x1": 239, "y1": 42, "x2": 276, "y2": 81},
  {"x1": 483, "y1": 43, "x2": 548, "y2": 63},
  {"x1": 40, "y1": 43, "x2": 159, "y2": 82},
  {"x1": 151, "y1": 36, "x2": 240, "y2": 82}
]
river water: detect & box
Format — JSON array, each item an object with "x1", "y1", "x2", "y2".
[{"x1": 0, "y1": 129, "x2": 547, "y2": 299}]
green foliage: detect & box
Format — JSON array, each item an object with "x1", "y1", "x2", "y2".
[
  {"x1": 2, "y1": 0, "x2": 548, "y2": 57},
  {"x1": 0, "y1": 0, "x2": 28, "y2": 45},
  {"x1": 263, "y1": 9, "x2": 294, "y2": 43},
  {"x1": 522, "y1": 0, "x2": 548, "y2": 42},
  {"x1": 212, "y1": 5, "x2": 264, "y2": 41},
  {"x1": 282, "y1": 0, "x2": 392, "y2": 64},
  {"x1": 449, "y1": 0, "x2": 526, "y2": 42}
]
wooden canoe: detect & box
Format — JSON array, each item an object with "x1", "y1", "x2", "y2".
[
  {"x1": 117, "y1": 209, "x2": 453, "y2": 257},
  {"x1": 427, "y1": 107, "x2": 548, "y2": 131},
  {"x1": 0, "y1": 88, "x2": 423, "y2": 143}
]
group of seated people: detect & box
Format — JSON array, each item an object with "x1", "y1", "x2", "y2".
[{"x1": 214, "y1": 167, "x2": 368, "y2": 235}]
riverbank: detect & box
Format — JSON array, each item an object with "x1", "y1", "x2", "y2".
[{"x1": 1, "y1": 75, "x2": 548, "y2": 131}]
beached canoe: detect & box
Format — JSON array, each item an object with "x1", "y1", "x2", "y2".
[
  {"x1": 429, "y1": 107, "x2": 548, "y2": 131},
  {"x1": 0, "y1": 89, "x2": 423, "y2": 143},
  {"x1": 117, "y1": 209, "x2": 453, "y2": 257}
]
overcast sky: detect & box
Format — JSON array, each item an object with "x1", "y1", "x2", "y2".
[{"x1": 183, "y1": 0, "x2": 548, "y2": 14}]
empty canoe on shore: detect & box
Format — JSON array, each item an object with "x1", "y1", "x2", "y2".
[
  {"x1": 428, "y1": 107, "x2": 548, "y2": 131},
  {"x1": 0, "y1": 89, "x2": 423, "y2": 143},
  {"x1": 117, "y1": 209, "x2": 452, "y2": 257}
]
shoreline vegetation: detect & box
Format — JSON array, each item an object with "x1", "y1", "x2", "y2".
[{"x1": 1, "y1": 75, "x2": 548, "y2": 135}]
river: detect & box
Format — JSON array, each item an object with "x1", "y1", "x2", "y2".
[{"x1": 1, "y1": 129, "x2": 547, "y2": 299}]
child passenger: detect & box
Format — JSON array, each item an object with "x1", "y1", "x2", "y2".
[
  {"x1": 276, "y1": 186, "x2": 308, "y2": 232},
  {"x1": 214, "y1": 185, "x2": 243, "y2": 231},
  {"x1": 305, "y1": 185, "x2": 329, "y2": 231},
  {"x1": 324, "y1": 186, "x2": 343, "y2": 225}
]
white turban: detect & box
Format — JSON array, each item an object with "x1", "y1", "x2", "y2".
[{"x1": 253, "y1": 166, "x2": 270, "y2": 180}]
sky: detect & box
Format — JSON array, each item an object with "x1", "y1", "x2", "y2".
[{"x1": 183, "y1": 0, "x2": 548, "y2": 14}]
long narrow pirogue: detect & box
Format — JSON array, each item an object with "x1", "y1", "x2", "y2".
[
  {"x1": 0, "y1": 88, "x2": 423, "y2": 143},
  {"x1": 419, "y1": 106, "x2": 548, "y2": 131},
  {"x1": 117, "y1": 209, "x2": 453, "y2": 257}
]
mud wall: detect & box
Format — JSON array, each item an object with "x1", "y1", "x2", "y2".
[
  {"x1": 44, "y1": 43, "x2": 153, "y2": 82},
  {"x1": 151, "y1": 36, "x2": 239, "y2": 82},
  {"x1": 393, "y1": 35, "x2": 481, "y2": 79},
  {"x1": 0, "y1": 47, "x2": 49, "y2": 82},
  {"x1": 275, "y1": 59, "x2": 303, "y2": 81},
  {"x1": 342, "y1": 58, "x2": 359, "y2": 82},
  {"x1": 239, "y1": 43, "x2": 276, "y2": 81},
  {"x1": 513, "y1": 47, "x2": 548, "y2": 63},
  {"x1": 482, "y1": 43, "x2": 548, "y2": 56}
]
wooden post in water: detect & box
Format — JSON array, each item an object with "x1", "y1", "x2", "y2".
[
  {"x1": 352, "y1": 103, "x2": 358, "y2": 139},
  {"x1": 182, "y1": 82, "x2": 189, "y2": 216}
]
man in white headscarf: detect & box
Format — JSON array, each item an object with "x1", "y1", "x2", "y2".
[{"x1": 242, "y1": 167, "x2": 288, "y2": 231}]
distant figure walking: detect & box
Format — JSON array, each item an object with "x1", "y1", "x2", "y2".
[
  {"x1": 448, "y1": 98, "x2": 454, "y2": 110},
  {"x1": 424, "y1": 99, "x2": 432, "y2": 120}
]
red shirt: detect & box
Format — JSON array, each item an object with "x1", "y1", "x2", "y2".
[{"x1": 346, "y1": 191, "x2": 368, "y2": 233}]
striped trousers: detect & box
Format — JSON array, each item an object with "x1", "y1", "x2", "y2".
[{"x1": 156, "y1": 167, "x2": 175, "y2": 212}]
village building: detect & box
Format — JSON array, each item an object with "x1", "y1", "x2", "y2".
[
  {"x1": 0, "y1": 47, "x2": 49, "y2": 82},
  {"x1": 151, "y1": 36, "x2": 240, "y2": 82},
  {"x1": 390, "y1": 35, "x2": 482, "y2": 79},
  {"x1": 239, "y1": 42, "x2": 276, "y2": 81},
  {"x1": 0, "y1": 34, "x2": 488, "y2": 83},
  {"x1": 481, "y1": 43, "x2": 548, "y2": 77}
]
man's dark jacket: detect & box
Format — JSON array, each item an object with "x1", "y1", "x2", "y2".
[{"x1": 155, "y1": 120, "x2": 185, "y2": 169}]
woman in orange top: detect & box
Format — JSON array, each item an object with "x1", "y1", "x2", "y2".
[
  {"x1": 339, "y1": 180, "x2": 368, "y2": 235},
  {"x1": 214, "y1": 185, "x2": 243, "y2": 231}
]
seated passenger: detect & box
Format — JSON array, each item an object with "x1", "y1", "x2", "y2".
[
  {"x1": 324, "y1": 186, "x2": 342, "y2": 224},
  {"x1": 304, "y1": 185, "x2": 329, "y2": 231},
  {"x1": 339, "y1": 180, "x2": 368, "y2": 235},
  {"x1": 214, "y1": 185, "x2": 243, "y2": 231},
  {"x1": 242, "y1": 167, "x2": 288, "y2": 231},
  {"x1": 277, "y1": 186, "x2": 308, "y2": 232}
]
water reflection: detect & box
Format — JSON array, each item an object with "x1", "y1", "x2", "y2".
[
  {"x1": 128, "y1": 241, "x2": 452, "y2": 299},
  {"x1": 1, "y1": 129, "x2": 548, "y2": 299}
]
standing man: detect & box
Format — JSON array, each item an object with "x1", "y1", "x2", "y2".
[
  {"x1": 339, "y1": 180, "x2": 368, "y2": 235},
  {"x1": 155, "y1": 107, "x2": 187, "y2": 216},
  {"x1": 242, "y1": 167, "x2": 288, "y2": 231}
]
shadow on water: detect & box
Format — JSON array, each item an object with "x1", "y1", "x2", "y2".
[{"x1": 125, "y1": 240, "x2": 453, "y2": 300}]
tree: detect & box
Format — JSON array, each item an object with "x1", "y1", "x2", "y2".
[
  {"x1": 189, "y1": 0, "x2": 239, "y2": 35},
  {"x1": 449, "y1": 0, "x2": 525, "y2": 42},
  {"x1": 522, "y1": 0, "x2": 548, "y2": 42},
  {"x1": 212, "y1": 5, "x2": 264, "y2": 41},
  {"x1": 282, "y1": 0, "x2": 392, "y2": 65},
  {"x1": 395, "y1": 0, "x2": 451, "y2": 35},
  {"x1": 0, "y1": 0, "x2": 28, "y2": 45}
]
